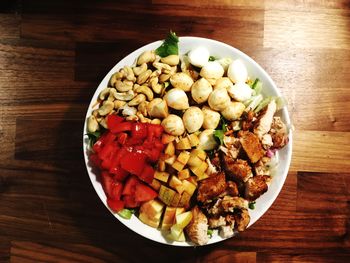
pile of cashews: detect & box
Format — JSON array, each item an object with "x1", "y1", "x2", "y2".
[{"x1": 88, "y1": 45, "x2": 255, "y2": 151}]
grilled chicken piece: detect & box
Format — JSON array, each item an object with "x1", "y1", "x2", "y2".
[
  {"x1": 241, "y1": 110, "x2": 255, "y2": 131},
  {"x1": 219, "y1": 225, "x2": 234, "y2": 238},
  {"x1": 234, "y1": 208, "x2": 250, "y2": 231},
  {"x1": 197, "y1": 172, "x2": 226, "y2": 203},
  {"x1": 269, "y1": 116, "x2": 288, "y2": 148},
  {"x1": 221, "y1": 196, "x2": 248, "y2": 212},
  {"x1": 254, "y1": 100, "x2": 277, "y2": 139},
  {"x1": 185, "y1": 206, "x2": 209, "y2": 245},
  {"x1": 226, "y1": 181, "x2": 239, "y2": 196},
  {"x1": 229, "y1": 158, "x2": 253, "y2": 182},
  {"x1": 254, "y1": 157, "x2": 271, "y2": 177},
  {"x1": 245, "y1": 175, "x2": 268, "y2": 201},
  {"x1": 208, "y1": 216, "x2": 226, "y2": 228},
  {"x1": 239, "y1": 131, "x2": 265, "y2": 163},
  {"x1": 210, "y1": 154, "x2": 221, "y2": 171},
  {"x1": 205, "y1": 198, "x2": 223, "y2": 216}
]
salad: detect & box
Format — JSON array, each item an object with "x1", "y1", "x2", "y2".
[{"x1": 85, "y1": 32, "x2": 289, "y2": 245}]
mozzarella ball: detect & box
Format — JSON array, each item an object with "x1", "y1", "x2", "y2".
[
  {"x1": 208, "y1": 87, "x2": 231, "y2": 111},
  {"x1": 202, "y1": 106, "x2": 220, "y2": 129},
  {"x1": 227, "y1": 82, "x2": 253, "y2": 102},
  {"x1": 164, "y1": 88, "x2": 189, "y2": 110},
  {"x1": 161, "y1": 114, "x2": 185, "y2": 136},
  {"x1": 200, "y1": 61, "x2": 224, "y2": 85},
  {"x1": 221, "y1": 102, "x2": 246, "y2": 121},
  {"x1": 191, "y1": 78, "x2": 213, "y2": 104},
  {"x1": 170, "y1": 72, "x2": 194, "y2": 92},
  {"x1": 188, "y1": 46, "x2": 210, "y2": 68},
  {"x1": 227, "y1": 59, "x2": 248, "y2": 83},
  {"x1": 182, "y1": 107, "x2": 204, "y2": 133},
  {"x1": 198, "y1": 129, "x2": 218, "y2": 151}
]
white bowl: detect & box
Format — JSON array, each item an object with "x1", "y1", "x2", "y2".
[{"x1": 83, "y1": 37, "x2": 293, "y2": 246}]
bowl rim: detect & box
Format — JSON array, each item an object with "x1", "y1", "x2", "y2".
[{"x1": 82, "y1": 36, "x2": 293, "y2": 246}]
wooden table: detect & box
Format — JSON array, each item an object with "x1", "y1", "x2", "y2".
[{"x1": 1, "y1": 1, "x2": 349, "y2": 262}]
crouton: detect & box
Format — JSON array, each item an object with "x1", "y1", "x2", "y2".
[
  {"x1": 244, "y1": 175, "x2": 268, "y2": 201},
  {"x1": 197, "y1": 172, "x2": 226, "y2": 203},
  {"x1": 239, "y1": 131, "x2": 265, "y2": 163}
]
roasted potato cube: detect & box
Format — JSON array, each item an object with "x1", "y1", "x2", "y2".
[
  {"x1": 177, "y1": 151, "x2": 190, "y2": 165},
  {"x1": 154, "y1": 171, "x2": 170, "y2": 183},
  {"x1": 190, "y1": 161, "x2": 209, "y2": 178},
  {"x1": 159, "y1": 185, "x2": 176, "y2": 206},
  {"x1": 169, "y1": 175, "x2": 184, "y2": 194},
  {"x1": 175, "y1": 137, "x2": 191, "y2": 150},
  {"x1": 182, "y1": 180, "x2": 196, "y2": 196},
  {"x1": 187, "y1": 149, "x2": 207, "y2": 167},
  {"x1": 187, "y1": 176, "x2": 198, "y2": 187},
  {"x1": 178, "y1": 191, "x2": 191, "y2": 208},
  {"x1": 187, "y1": 134, "x2": 199, "y2": 147},
  {"x1": 172, "y1": 161, "x2": 185, "y2": 172},
  {"x1": 192, "y1": 148, "x2": 207, "y2": 161},
  {"x1": 165, "y1": 155, "x2": 176, "y2": 165},
  {"x1": 165, "y1": 141, "x2": 175, "y2": 156},
  {"x1": 178, "y1": 168, "x2": 190, "y2": 180},
  {"x1": 171, "y1": 192, "x2": 181, "y2": 207},
  {"x1": 158, "y1": 160, "x2": 166, "y2": 172},
  {"x1": 196, "y1": 172, "x2": 209, "y2": 181},
  {"x1": 162, "y1": 134, "x2": 176, "y2": 144},
  {"x1": 161, "y1": 206, "x2": 177, "y2": 230},
  {"x1": 150, "y1": 179, "x2": 162, "y2": 191}
]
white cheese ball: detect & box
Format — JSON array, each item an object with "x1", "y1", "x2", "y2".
[
  {"x1": 188, "y1": 46, "x2": 210, "y2": 68},
  {"x1": 227, "y1": 59, "x2": 248, "y2": 83},
  {"x1": 191, "y1": 78, "x2": 213, "y2": 104},
  {"x1": 221, "y1": 102, "x2": 246, "y2": 121},
  {"x1": 200, "y1": 61, "x2": 224, "y2": 85},
  {"x1": 227, "y1": 82, "x2": 253, "y2": 102},
  {"x1": 182, "y1": 107, "x2": 204, "y2": 133},
  {"x1": 164, "y1": 88, "x2": 189, "y2": 110},
  {"x1": 208, "y1": 87, "x2": 231, "y2": 111},
  {"x1": 161, "y1": 114, "x2": 185, "y2": 136},
  {"x1": 170, "y1": 72, "x2": 194, "y2": 92},
  {"x1": 202, "y1": 106, "x2": 220, "y2": 129},
  {"x1": 198, "y1": 129, "x2": 218, "y2": 151}
]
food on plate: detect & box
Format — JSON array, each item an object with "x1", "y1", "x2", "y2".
[{"x1": 85, "y1": 31, "x2": 290, "y2": 245}]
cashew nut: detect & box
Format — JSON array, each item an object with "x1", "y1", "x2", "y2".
[
  {"x1": 98, "y1": 101, "x2": 114, "y2": 116},
  {"x1": 149, "y1": 76, "x2": 163, "y2": 94},
  {"x1": 92, "y1": 109, "x2": 99, "y2": 117},
  {"x1": 138, "y1": 101, "x2": 149, "y2": 116},
  {"x1": 109, "y1": 71, "x2": 124, "y2": 86},
  {"x1": 137, "y1": 69, "x2": 152, "y2": 85},
  {"x1": 149, "y1": 69, "x2": 162, "y2": 79},
  {"x1": 123, "y1": 66, "x2": 136, "y2": 82},
  {"x1": 115, "y1": 79, "x2": 133, "y2": 92},
  {"x1": 134, "y1": 85, "x2": 154, "y2": 101},
  {"x1": 150, "y1": 118, "x2": 161, "y2": 125},
  {"x1": 137, "y1": 50, "x2": 156, "y2": 65},
  {"x1": 126, "y1": 115, "x2": 139, "y2": 122},
  {"x1": 107, "y1": 88, "x2": 117, "y2": 101},
  {"x1": 159, "y1": 73, "x2": 171, "y2": 83},
  {"x1": 113, "y1": 90, "x2": 135, "y2": 101},
  {"x1": 99, "y1": 117, "x2": 108, "y2": 129},
  {"x1": 136, "y1": 112, "x2": 151, "y2": 123},
  {"x1": 128, "y1": 94, "x2": 146, "y2": 106},
  {"x1": 153, "y1": 62, "x2": 172, "y2": 74},
  {"x1": 99, "y1": 88, "x2": 111, "y2": 100},
  {"x1": 160, "y1": 55, "x2": 180, "y2": 66},
  {"x1": 133, "y1": 63, "x2": 147, "y2": 76},
  {"x1": 114, "y1": 100, "x2": 126, "y2": 110},
  {"x1": 87, "y1": 115, "x2": 99, "y2": 132}
]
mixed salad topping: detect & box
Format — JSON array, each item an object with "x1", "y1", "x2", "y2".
[{"x1": 86, "y1": 32, "x2": 289, "y2": 245}]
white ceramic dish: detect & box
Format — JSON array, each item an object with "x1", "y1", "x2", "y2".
[{"x1": 83, "y1": 37, "x2": 293, "y2": 246}]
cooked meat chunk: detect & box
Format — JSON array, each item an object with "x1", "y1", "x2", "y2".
[
  {"x1": 185, "y1": 206, "x2": 209, "y2": 245},
  {"x1": 254, "y1": 157, "x2": 271, "y2": 176},
  {"x1": 226, "y1": 181, "x2": 239, "y2": 196},
  {"x1": 261, "y1": 133, "x2": 273, "y2": 149},
  {"x1": 234, "y1": 208, "x2": 250, "y2": 232},
  {"x1": 241, "y1": 110, "x2": 256, "y2": 131},
  {"x1": 210, "y1": 154, "x2": 221, "y2": 170},
  {"x1": 230, "y1": 159, "x2": 253, "y2": 182},
  {"x1": 221, "y1": 196, "x2": 248, "y2": 212},
  {"x1": 206, "y1": 158, "x2": 218, "y2": 175},
  {"x1": 225, "y1": 214, "x2": 235, "y2": 226},
  {"x1": 270, "y1": 116, "x2": 288, "y2": 148},
  {"x1": 208, "y1": 216, "x2": 226, "y2": 228},
  {"x1": 271, "y1": 132, "x2": 288, "y2": 148},
  {"x1": 239, "y1": 131, "x2": 265, "y2": 163},
  {"x1": 223, "y1": 136, "x2": 241, "y2": 159},
  {"x1": 205, "y1": 198, "x2": 223, "y2": 216},
  {"x1": 254, "y1": 100, "x2": 276, "y2": 139},
  {"x1": 197, "y1": 172, "x2": 226, "y2": 203},
  {"x1": 245, "y1": 175, "x2": 268, "y2": 201},
  {"x1": 219, "y1": 225, "x2": 234, "y2": 238}
]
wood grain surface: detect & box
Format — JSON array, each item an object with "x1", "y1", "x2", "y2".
[{"x1": 1, "y1": 0, "x2": 350, "y2": 262}]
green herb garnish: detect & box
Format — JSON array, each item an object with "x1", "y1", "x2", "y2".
[
  {"x1": 207, "y1": 229, "x2": 213, "y2": 238},
  {"x1": 155, "y1": 31, "x2": 179, "y2": 57},
  {"x1": 213, "y1": 117, "x2": 228, "y2": 145},
  {"x1": 249, "y1": 201, "x2": 256, "y2": 210},
  {"x1": 86, "y1": 131, "x2": 101, "y2": 149},
  {"x1": 209, "y1": 56, "x2": 216, "y2": 61},
  {"x1": 118, "y1": 209, "x2": 135, "y2": 219}
]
